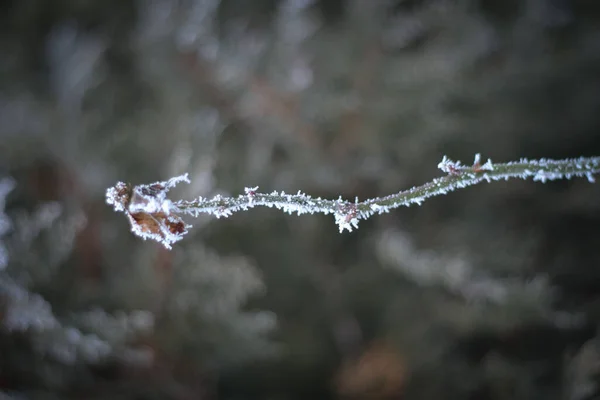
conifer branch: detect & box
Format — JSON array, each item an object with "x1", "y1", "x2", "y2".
[{"x1": 106, "y1": 154, "x2": 600, "y2": 249}]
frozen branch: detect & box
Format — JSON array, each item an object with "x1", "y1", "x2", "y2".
[{"x1": 106, "y1": 154, "x2": 600, "y2": 249}]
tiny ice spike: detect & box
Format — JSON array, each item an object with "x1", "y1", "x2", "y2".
[{"x1": 107, "y1": 155, "x2": 600, "y2": 249}]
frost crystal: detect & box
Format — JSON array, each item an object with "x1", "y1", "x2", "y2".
[
  {"x1": 334, "y1": 212, "x2": 360, "y2": 233},
  {"x1": 481, "y1": 158, "x2": 494, "y2": 171}
]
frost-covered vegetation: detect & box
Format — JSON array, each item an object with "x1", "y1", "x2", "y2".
[
  {"x1": 107, "y1": 154, "x2": 600, "y2": 247},
  {"x1": 2, "y1": 0, "x2": 600, "y2": 399}
]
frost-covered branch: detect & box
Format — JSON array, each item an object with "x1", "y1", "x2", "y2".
[{"x1": 106, "y1": 154, "x2": 600, "y2": 249}]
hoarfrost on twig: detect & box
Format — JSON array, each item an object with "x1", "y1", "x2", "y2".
[{"x1": 106, "y1": 154, "x2": 600, "y2": 248}]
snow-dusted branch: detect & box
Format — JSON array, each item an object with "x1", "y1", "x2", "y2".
[{"x1": 106, "y1": 154, "x2": 600, "y2": 249}]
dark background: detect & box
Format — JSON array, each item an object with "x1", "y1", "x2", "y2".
[{"x1": 2, "y1": 0, "x2": 600, "y2": 399}]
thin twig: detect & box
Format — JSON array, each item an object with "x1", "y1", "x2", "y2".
[{"x1": 106, "y1": 154, "x2": 600, "y2": 249}]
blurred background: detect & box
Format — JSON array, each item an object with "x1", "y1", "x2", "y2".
[{"x1": 2, "y1": 0, "x2": 600, "y2": 398}]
